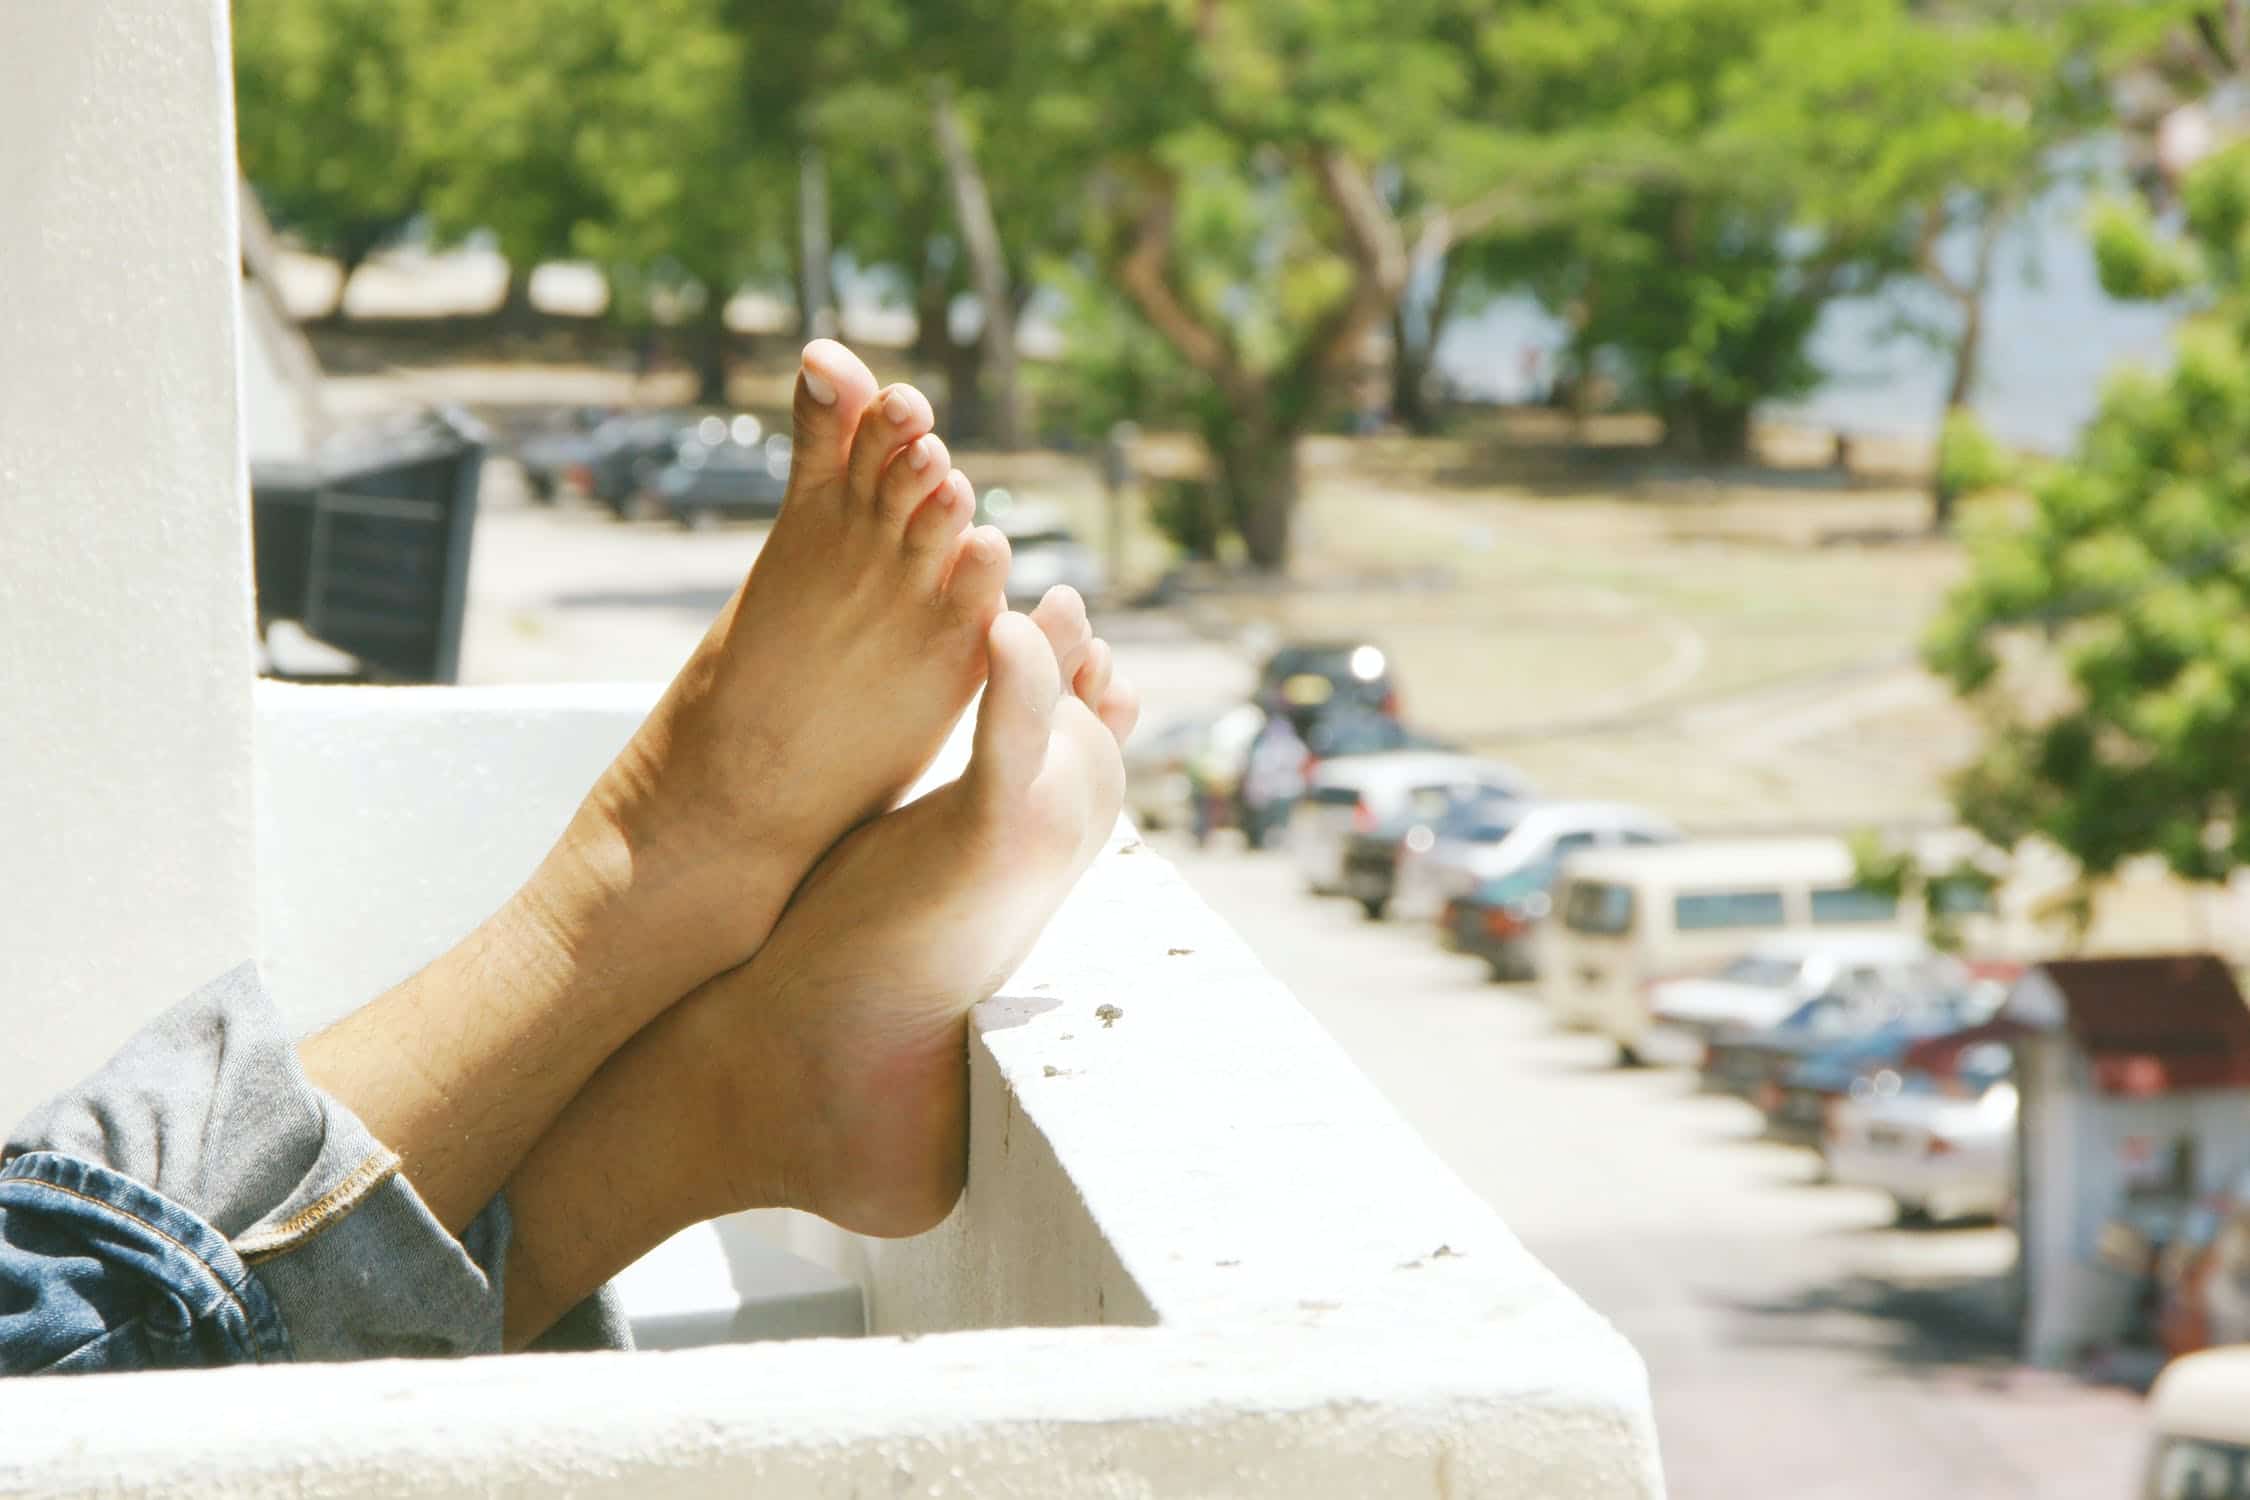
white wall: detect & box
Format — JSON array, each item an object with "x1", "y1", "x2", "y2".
[{"x1": 0, "y1": 0, "x2": 259, "y2": 1122}]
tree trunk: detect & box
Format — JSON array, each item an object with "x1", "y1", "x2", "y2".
[
  {"x1": 1930, "y1": 213, "x2": 2002, "y2": 532},
  {"x1": 1930, "y1": 299, "x2": 1983, "y2": 532},
  {"x1": 931, "y1": 86, "x2": 1021, "y2": 449},
  {"x1": 1390, "y1": 250, "x2": 1461, "y2": 436},
  {"x1": 328, "y1": 233, "x2": 381, "y2": 322},
  {"x1": 1213, "y1": 417, "x2": 1300, "y2": 572},
  {"x1": 1662, "y1": 396, "x2": 1754, "y2": 463},
  {"x1": 797, "y1": 143, "x2": 835, "y2": 341},
  {"x1": 943, "y1": 334, "x2": 987, "y2": 446},
  {"x1": 496, "y1": 263, "x2": 538, "y2": 333},
  {"x1": 690, "y1": 296, "x2": 731, "y2": 405}
]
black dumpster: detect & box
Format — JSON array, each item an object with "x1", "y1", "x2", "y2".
[{"x1": 251, "y1": 406, "x2": 487, "y2": 684}]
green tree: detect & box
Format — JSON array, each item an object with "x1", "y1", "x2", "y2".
[
  {"x1": 1925, "y1": 142, "x2": 2250, "y2": 891},
  {"x1": 1017, "y1": 0, "x2": 1536, "y2": 570},
  {"x1": 410, "y1": 0, "x2": 777, "y2": 394},
  {"x1": 232, "y1": 0, "x2": 429, "y2": 316}
]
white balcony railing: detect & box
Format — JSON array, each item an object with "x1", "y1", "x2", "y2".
[{"x1": 1, "y1": 685, "x2": 1662, "y2": 1497}]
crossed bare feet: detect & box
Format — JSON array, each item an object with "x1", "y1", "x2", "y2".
[
  {"x1": 553, "y1": 340, "x2": 1018, "y2": 995},
  {"x1": 493, "y1": 346, "x2": 1138, "y2": 1343}
]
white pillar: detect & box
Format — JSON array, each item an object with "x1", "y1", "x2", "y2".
[{"x1": 0, "y1": 1, "x2": 258, "y2": 1118}]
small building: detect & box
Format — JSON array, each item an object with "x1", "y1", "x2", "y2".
[{"x1": 2010, "y1": 954, "x2": 2250, "y2": 1367}]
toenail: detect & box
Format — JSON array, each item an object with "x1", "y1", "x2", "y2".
[
  {"x1": 907, "y1": 436, "x2": 934, "y2": 471},
  {"x1": 884, "y1": 389, "x2": 913, "y2": 424},
  {"x1": 802, "y1": 366, "x2": 837, "y2": 406}
]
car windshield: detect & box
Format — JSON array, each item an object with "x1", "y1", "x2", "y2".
[
  {"x1": 1715, "y1": 955, "x2": 1804, "y2": 989},
  {"x1": 2150, "y1": 1435, "x2": 2250, "y2": 1499},
  {"x1": 1564, "y1": 880, "x2": 1633, "y2": 935},
  {"x1": 1262, "y1": 647, "x2": 1366, "y2": 690},
  {"x1": 1478, "y1": 859, "x2": 1557, "y2": 904},
  {"x1": 1435, "y1": 793, "x2": 1517, "y2": 841}
]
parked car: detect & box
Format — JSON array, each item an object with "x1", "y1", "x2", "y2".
[
  {"x1": 1700, "y1": 981, "x2": 1997, "y2": 1105},
  {"x1": 1123, "y1": 705, "x2": 1262, "y2": 834},
  {"x1": 1823, "y1": 1039, "x2": 2016, "y2": 1222},
  {"x1": 1438, "y1": 857, "x2": 1561, "y2": 980},
  {"x1": 2139, "y1": 1346, "x2": 2250, "y2": 1499},
  {"x1": 514, "y1": 405, "x2": 614, "y2": 502},
  {"x1": 1649, "y1": 931, "x2": 1957, "y2": 1044},
  {"x1": 1289, "y1": 752, "x2": 1533, "y2": 897},
  {"x1": 1340, "y1": 783, "x2": 1524, "y2": 920},
  {"x1": 979, "y1": 492, "x2": 1106, "y2": 604},
  {"x1": 649, "y1": 416, "x2": 793, "y2": 527},
  {"x1": 578, "y1": 410, "x2": 707, "y2": 517},
  {"x1": 1540, "y1": 837, "x2": 1931, "y2": 1065},
  {"x1": 1257, "y1": 640, "x2": 1399, "y2": 737},
  {"x1": 1393, "y1": 799, "x2": 1682, "y2": 926}
]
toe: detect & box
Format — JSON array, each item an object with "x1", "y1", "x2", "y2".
[
  {"x1": 1095, "y1": 674, "x2": 1141, "y2": 746},
  {"x1": 791, "y1": 340, "x2": 878, "y2": 488},
  {"x1": 1029, "y1": 586, "x2": 1094, "y2": 684},
  {"x1": 970, "y1": 611, "x2": 1063, "y2": 794},
  {"x1": 846, "y1": 383, "x2": 937, "y2": 517},
  {"x1": 903, "y1": 467, "x2": 975, "y2": 555},
  {"x1": 882, "y1": 433, "x2": 954, "y2": 526},
  {"x1": 943, "y1": 523, "x2": 1012, "y2": 610},
  {"x1": 1073, "y1": 637, "x2": 1114, "y2": 709}
]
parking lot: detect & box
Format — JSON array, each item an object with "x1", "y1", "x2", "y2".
[{"x1": 1149, "y1": 833, "x2": 2151, "y2": 1500}]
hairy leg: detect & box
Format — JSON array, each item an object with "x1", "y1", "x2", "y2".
[
  {"x1": 498, "y1": 599, "x2": 1136, "y2": 1348},
  {"x1": 301, "y1": 340, "x2": 1010, "y2": 1233}
]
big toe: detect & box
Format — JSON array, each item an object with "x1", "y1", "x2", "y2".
[
  {"x1": 791, "y1": 339, "x2": 878, "y2": 486},
  {"x1": 970, "y1": 611, "x2": 1062, "y2": 796}
]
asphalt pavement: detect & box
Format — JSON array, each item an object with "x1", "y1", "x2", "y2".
[{"x1": 1147, "y1": 833, "x2": 2149, "y2": 1500}]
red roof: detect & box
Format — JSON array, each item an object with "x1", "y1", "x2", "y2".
[{"x1": 2027, "y1": 954, "x2": 2250, "y2": 1096}]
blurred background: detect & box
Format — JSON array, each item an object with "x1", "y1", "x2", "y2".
[{"x1": 231, "y1": 2, "x2": 2250, "y2": 1494}]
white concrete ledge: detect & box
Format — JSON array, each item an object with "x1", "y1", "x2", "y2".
[{"x1": 5, "y1": 683, "x2": 1663, "y2": 1497}]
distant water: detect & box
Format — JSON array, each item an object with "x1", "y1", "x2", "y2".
[{"x1": 1434, "y1": 172, "x2": 2182, "y2": 455}]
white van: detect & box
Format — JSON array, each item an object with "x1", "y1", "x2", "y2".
[
  {"x1": 1540, "y1": 838, "x2": 1927, "y2": 1065},
  {"x1": 2140, "y1": 1347, "x2": 2250, "y2": 1498}
]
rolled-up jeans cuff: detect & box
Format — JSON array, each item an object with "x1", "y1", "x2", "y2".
[{"x1": 5, "y1": 962, "x2": 625, "y2": 1362}]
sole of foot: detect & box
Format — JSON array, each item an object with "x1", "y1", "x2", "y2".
[
  {"x1": 684, "y1": 603, "x2": 1138, "y2": 1238},
  {"x1": 539, "y1": 340, "x2": 1015, "y2": 995}
]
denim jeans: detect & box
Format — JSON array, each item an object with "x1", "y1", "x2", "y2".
[{"x1": 1, "y1": 964, "x2": 628, "y2": 1375}]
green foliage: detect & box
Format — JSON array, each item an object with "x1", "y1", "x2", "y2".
[
  {"x1": 1937, "y1": 410, "x2": 2018, "y2": 503},
  {"x1": 2091, "y1": 196, "x2": 2204, "y2": 301},
  {"x1": 232, "y1": 0, "x2": 431, "y2": 295},
  {"x1": 1848, "y1": 833, "x2": 2002, "y2": 953},
  {"x1": 1929, "y1": 143, "x2": 2250, "y2": 887}
]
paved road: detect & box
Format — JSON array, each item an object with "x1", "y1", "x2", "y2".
[{"x1": 1148, "y1": 834, "x2": 2150, "y2": 1500}]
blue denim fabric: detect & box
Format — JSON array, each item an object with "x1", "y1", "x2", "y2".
[
  {"x1": 0, "y1": 1151, "x2": 290, "y2": 1374},
  {"x1": 1, "y1": 963, "x2": 629, "y2": 1375}
]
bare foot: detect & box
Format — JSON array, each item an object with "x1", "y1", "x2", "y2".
[
  {"x1": 543, "y1": 340, "x2": 1013, "y2": 993},
  {"x1": 674, "y1": 603, "x2": 1137, "y2": 1238}
]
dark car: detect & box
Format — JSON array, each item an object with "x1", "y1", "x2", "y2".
[
  {"x1": 513, "y1": 405, "x2": 613, "y2": 503},
  {"x1": 1257, "y1": 641, "x2": 1400, "y2": 737},
  {"x1": 1340, "y1": 783, "x2": 1520, "y2": 921},
  {"x1": 579, "y1": 411, "x2": 707, "y2": 516},
  {"x1": 1439, "y1": 856, "x2": 1559, "y2": 981},
  {"x1": 651, "y1": 428, "x2": 794, "y2": 527},
  {"x1": 1701, "y1": 984, "x2": 1992, "y2": 1112}
]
